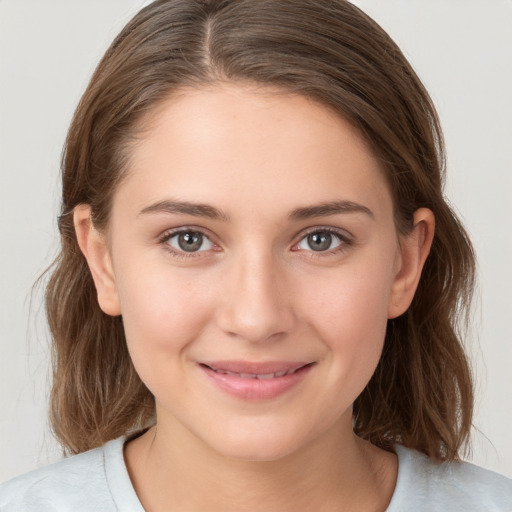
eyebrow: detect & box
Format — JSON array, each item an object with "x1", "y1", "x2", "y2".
[
  {"x1": 289, "y1": 200, "x2": 374, "y2": 220},
  {"x1": 139, "y1": 200, "x2": 230, "y2": 221},
  {"x1": 139, "y1": 199, "x2": 373, "y2": 221}
]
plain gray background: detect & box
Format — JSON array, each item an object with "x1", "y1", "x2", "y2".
[{"x1": 1, "y1": 0, "x2": 511, "y2": 481}]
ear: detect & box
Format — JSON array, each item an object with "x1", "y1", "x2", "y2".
[
  {"x1": 73, "y1": 204, "x2": 122, "y2": 316},
  {"x1": 387, "y1": 208, "x2": 435, "y2": 319}
]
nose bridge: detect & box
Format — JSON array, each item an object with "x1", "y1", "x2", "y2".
[{"x1": 216, "y1": 244, "x2": 294, "y2": 342}]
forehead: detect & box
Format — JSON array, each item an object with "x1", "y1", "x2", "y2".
[{"x1": 114, "y1": 83, "x2": 393, "y2": 221}]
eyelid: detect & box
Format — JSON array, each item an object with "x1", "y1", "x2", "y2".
[
  {"x1": 291, "y1": 226, "x2": 353, "y2": 254},
  {"x1": 156, "y1": 225, "x2": 353, "y2": 260},
  {"x1": 157, "y1": 226, "x2": 221, "y2": 258},
  {"x1": 168, "y1": 231, "x2": 213, "y2": 252}
]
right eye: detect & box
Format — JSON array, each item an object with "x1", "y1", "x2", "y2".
[{"x1": 165, "y1": 230, "x2": 214, "y2": 253}]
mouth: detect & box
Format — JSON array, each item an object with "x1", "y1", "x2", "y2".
[
  {"x1": 198, "y1": 361, "x2": 315, "y2": 400},
  {"x1": 200, "y1": 361, "x2": 312, "y2": 379}
]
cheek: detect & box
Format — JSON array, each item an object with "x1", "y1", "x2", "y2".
[
  {"x1": 304, "y1": 260, "x2": 393, "y2": 338},
  {"x1": 114, "y1": 262, "x2": 216, "y2": 378},
  {"x1": 298, "y1": 254, "x2": 395, "y2": 389}
]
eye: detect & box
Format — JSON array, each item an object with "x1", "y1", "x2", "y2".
[
  {"x1": 296, "y1": 230, "x2": 344, "y2": 252},
  {"x1": 166, "y1": 230, "x2": 213, "y2": 252}
]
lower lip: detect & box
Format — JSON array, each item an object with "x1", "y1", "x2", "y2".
[{"x1": 199, "y1": 364, "x2": 314, "y2": 400}]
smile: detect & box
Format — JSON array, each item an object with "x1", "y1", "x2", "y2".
[
  {"x1": 205, "y1": 367, "x2": 302, "y2": 380},
  {"x1": 199, "y1": 361, "x2": 315, "y2": 400}
]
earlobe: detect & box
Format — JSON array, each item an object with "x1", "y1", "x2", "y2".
[
  {"x1": 73, "y1": 205, "x2": 121, "y2": 316},
  {"x1": 387, "y1": 208, "x2": 435, "y2": 319}
]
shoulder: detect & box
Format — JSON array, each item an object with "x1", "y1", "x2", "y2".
[
  {"x1": 388, "y1": 445, "x2": 512, "y2": 512},
  {"x1": 0, "y1": 437, "x2": 142, "y2": 512}
]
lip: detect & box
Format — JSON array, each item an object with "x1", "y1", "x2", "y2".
[{"x1": 199, "y1": 360, "x2": 315, "y2": 400}]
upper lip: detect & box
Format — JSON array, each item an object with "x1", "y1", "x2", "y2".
[{"x1": 200, "y1": 361, "x2": 312, "y2": 376}]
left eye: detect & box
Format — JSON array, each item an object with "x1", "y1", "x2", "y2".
[
  {"x1": 296, "y1": 230, "x2": 343, "y2": 252},
  {"x1": 166, "y1": 231, "x2": 213, "y2": 252}
]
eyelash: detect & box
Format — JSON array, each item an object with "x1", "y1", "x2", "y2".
[
  {"x1": 293, "y1": 227, "x2": 353, "y2": 258},
  {"x1": 157, "y1": 226, "x2": 353, "y2": 260},
  {"x1": 157, "y1": 228, "x2": 218, "y2": 260}
]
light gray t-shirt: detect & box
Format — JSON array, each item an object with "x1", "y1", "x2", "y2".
[{"x1": 1, "y1": 438, "x2": 511, "y2": 511}]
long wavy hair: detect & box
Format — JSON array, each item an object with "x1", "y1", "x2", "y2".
[{"x1": 46, "y1": 0, "x2": 475, "y2": 460}]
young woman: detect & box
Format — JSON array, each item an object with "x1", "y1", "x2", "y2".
[{"x1": 1, "y1": 0, "x2": 511, "y2": 510}]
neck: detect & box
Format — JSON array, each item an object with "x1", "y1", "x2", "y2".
[{"x1": 125, "y1": 420, "x2": 397, "y2": 512}]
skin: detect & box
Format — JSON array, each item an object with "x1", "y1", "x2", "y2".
[{"x1": 75, "y1": 83, "x2": 434, "y2": 512}]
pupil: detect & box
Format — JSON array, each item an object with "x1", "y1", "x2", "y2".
[
  {"x1": 178, "y1": 232, "x2": 203, "y2": 252},
  {"x1": 308, "y1": 232, "x2": 332, "y2": 251}
]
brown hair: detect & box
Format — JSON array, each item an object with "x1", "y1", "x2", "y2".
[{"x1": 46, "y1": 0, "x2": 475, "y2": 460}]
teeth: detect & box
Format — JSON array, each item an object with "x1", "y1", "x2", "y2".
[
  {"x1": 257, "y1": 373, "x2": 275, "y2": 380},
  {"x1": 211, "y1": 367, "x2": 301, "y2": 379}
]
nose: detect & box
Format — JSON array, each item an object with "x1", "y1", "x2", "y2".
[{"x1": 215, "y1": 250, "x2": 296, "y2": 343}]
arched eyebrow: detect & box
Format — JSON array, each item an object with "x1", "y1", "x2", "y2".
[
  {"x1": 289, "y1": 200, "x2": 374, "y2": 220},
  {"x1": 139, "y1": 199, "x2": 373, "y2": 221},
  {"x1": 139, "y1": 200, "x2": 230, "y2": 221}
]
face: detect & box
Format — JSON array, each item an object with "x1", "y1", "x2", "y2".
[{"x1": 81, "y1": 84, "x2": 426, "y2": 461}]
